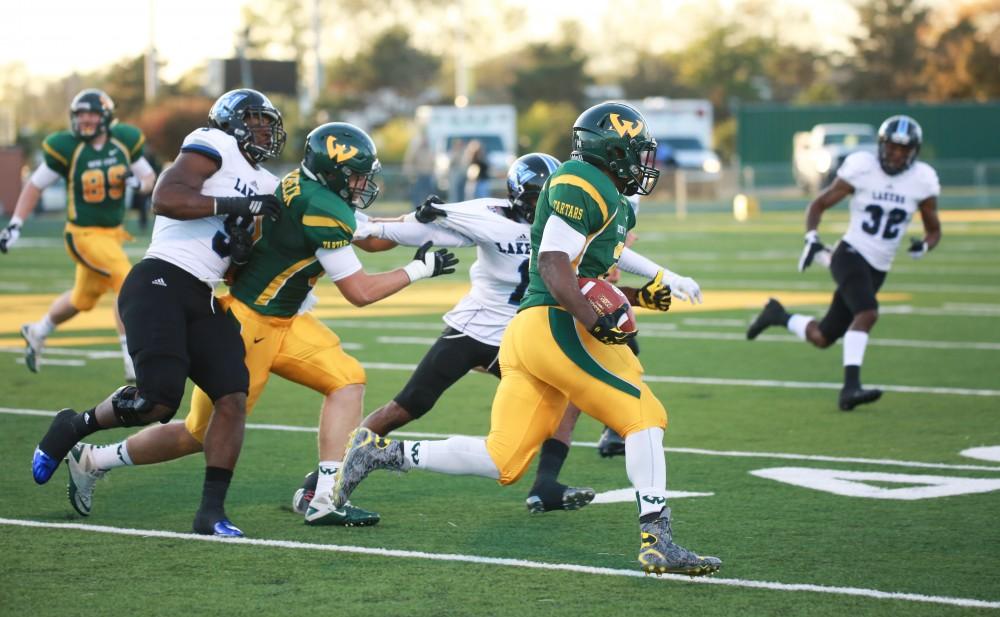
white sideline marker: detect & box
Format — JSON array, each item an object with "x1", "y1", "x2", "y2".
[{"x1": 1, "y1": 518, "x2": 997, "y2": 610}]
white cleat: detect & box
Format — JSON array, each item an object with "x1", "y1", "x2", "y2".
[
  {"x1": 21, "y1": 323, "x2": 45, "y2": 374},
  {"x1": 66, "y1": 443, "x2": 107, "y2": 517}
]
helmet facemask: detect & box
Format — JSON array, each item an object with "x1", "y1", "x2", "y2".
[
  {"x1": 69, "y1": 90, "x2": 114, "y2": 141},
  {"x1": 877, "y1": 115, "x2": 922, "y2": 176},
  {"x1": 239, "y1": 108, "x2": 287, "y2": 163}
]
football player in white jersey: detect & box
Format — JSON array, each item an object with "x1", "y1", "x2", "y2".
[
  {"x1": 747, "y1": 115, "x2": 942, "y2": 411},
  {"x1": 293, "y1": 153, "x2": 702, "y2": 513},
  {"x1": 31, "y1": 89, "x2": 286, "y2": 537}
]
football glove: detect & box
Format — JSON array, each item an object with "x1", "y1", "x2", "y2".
[
  {"x1": 665, "y1": 272, "x2": 702, "y2": 305},
  {"x1": 415, "y1": 194, "x2": 447, "y2": 224},
  {"x1": 798, "y1": 230, "x2": 828, "y2": 272},
  {"x1": 588, "y1": 305, "x2": 637, "y2": 345},
  {"x1": 403, "y1": 240, "x2": 459, "y2": 282},
  {"x1": 225, "y1": 221, "x2": 254, "y2": 266},
  {"x1": 123, "y1": 170, "x2": 142, "y2": 190},
  {"x1": 0, "y1": 219, "x2": 22, "y2": 254},
  {"x1": 215, "y1": 194, "x2": 282, "y2": 222},
  {"x1": 636, "y1": 271, "x2": 672, "y2": 312},
  {"x1": 908, "y1": 237, "x2": 928, "y2": 259}
]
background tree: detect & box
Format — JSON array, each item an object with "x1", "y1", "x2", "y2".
[
  {"x1": 510, "y1": 40, "x2": 590, "y2": 112},
  {"x1": 844, "y1": 0, "x2": 930, "y2": 101}
]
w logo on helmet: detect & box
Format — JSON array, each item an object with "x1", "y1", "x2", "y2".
[
  {"x1": 326, "y1": 136, "x2": 358, "y2": 163},
  {"x1": 609, "y1": 113, "x2": 644, "y2": 138}
]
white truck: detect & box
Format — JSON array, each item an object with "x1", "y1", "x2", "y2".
[
  {"x1": 413, "y1": 104, "x2": 517, "y2": 195},
  {"x1": 793, "y1": 123, "x2": 877, "y2": 194},
  {"x1": 622, "y1": 98, "x2": 722, "y2": 186}
]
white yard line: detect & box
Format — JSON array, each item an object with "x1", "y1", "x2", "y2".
[
  {"x1": 2, "y1": 407, "x2": 998, "y2": 472},
  {"x1": 0, "y1": 518, "x2": 996, "y2": 610}
]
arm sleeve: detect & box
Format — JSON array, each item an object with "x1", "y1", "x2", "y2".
[
  {"x1": 29, "y1": 163, "x2": 62, "y2": 190},
  {"x1": 130, "y1": 157, "x2": 155, "y2": 178},
  {"x1": 544, "y1": 181, "x2": 596, "y2": 235},
  {"x1": 316, "y1": 246, "x2": 364, "y2": 282},
  {"x1": 539, "y1": 214, "x2": 586, "y2": 258},
  {"x1": 180, "y1": 130, "x2": 223, "y2": 165},
  {"x1": 374, "y1": 219, "x2": 475, "y2": 248},
  {"x1": 618, "y1": 247, "x2": 664, "y2": 279},
  {"x1": 919, "y1": 165, "x2": 941, "y2": 200}
]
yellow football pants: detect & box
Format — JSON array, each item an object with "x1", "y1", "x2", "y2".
[
  {"x1": 184, "y1": 294, "x2": 366, "y2": 442},
  {"x1": 487, "y1": 306, "x2": 667, "y2": 484},
  {"x1": 63, "y1": 222, "x2": 132, "y2": 311}
]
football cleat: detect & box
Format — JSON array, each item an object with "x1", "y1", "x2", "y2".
[
  {"x1": 597, "y1": 426, "x2": 626, "y2": 458},
  {"x1": 839, "y1": 387, "x2": 883, "y2": 411},
  {"x1": 21, "y1": 323, "x2": 44, "y2": 373},
  {"x1": 32, "y1": 408, "x2": 79, "y2": 484},
  {"x1": 304, "y1": 492, "x2": 380, "y2": 527},
  {"x1": 638, "y1": 507, "x2": 722, "y2": 576},
  {"x1": 66, "y1": 443, "x2": 107, "y2": 516},
  {"x1": 291, "y1": 470, "x2": 319, "y2": 515},
  {"x1": 193, "y1": 511, "x2": 244, "y2": 538},
  {"x1": 746, "y1": 298, "x2": 790, "y2": 341},
  {"x1": 525, "y1": 485, "x2": 596, "y2": 514},
  {"x1": 332, "y1": 427, "x2": 404, "y2": 508}
]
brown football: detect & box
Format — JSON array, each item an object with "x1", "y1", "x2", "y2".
[{"x1": 578, "y1": 277, "x2": 637, "y2": 333}]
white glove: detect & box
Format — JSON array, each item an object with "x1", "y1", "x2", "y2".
[
  {"x1": 0, "y1": 217, "x2": 23, "y2": 254},
  {"x1": 665, "y1": 272, "x2": 703, "y2": 304}
]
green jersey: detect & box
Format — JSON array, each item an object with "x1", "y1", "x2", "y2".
[
  {"x1": 520, "y1": 159, "x2": 635, "y2": 310},
  {"x1": 231, "y1": 169, "x2": 357, "y2": 317},
  {"x1": 41, "y1": 123, "x2": 145, "y2": 227}
]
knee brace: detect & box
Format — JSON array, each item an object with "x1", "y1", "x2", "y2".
[{"x1": 111, "y1": 385, "x2": 160, "y2": 426}]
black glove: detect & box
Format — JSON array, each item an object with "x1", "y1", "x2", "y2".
[
  {"x1": 215, "y1": 194, "x2": 282, "y2": 222},
  {"x1": 636, "y1": 271, "x2": 672, "y2": 312},
  {"x1": 588, "y1": 305, "x2": 637, "y2": 345},
  {"x1": 226, "y1": 221, "x2": 254, "y2": 266},
  {"x1": 415, "y1": 194, "x2": 447, "y2": 224},
  {"x1": 908, "y1": 237, "x2": 928, "y2": 259},
  {"x1": 404, "y1": 240, "x2": 459, "y2": 281},
  {"x1": 798, "y1": 230, "x2": 827, "y2": 272}
]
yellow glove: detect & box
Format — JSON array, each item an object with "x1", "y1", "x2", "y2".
[{"x1": 636, "y1": 271, "x2": 672, "y2": 312}]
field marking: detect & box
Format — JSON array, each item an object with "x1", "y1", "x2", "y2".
[
  {"x1": 359, "y1": 361, "x2": 1000, "y2": 398},
  {"x1": 0, "y1": 518, "x2": 996, "y2": 610},
  {"x1": 3, "y1": 407, "x2": 998, "y2": 472},
  {"x1": 334, "y1": 318, "x2": 1000, "y2": 351}
]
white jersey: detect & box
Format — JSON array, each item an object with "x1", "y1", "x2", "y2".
[
  {"x1": 362, "y1": 198, "x2": 530, "y2": 347},
  {"x1": 145, "y1": 128, "x2": 280, "y2": 283},
  {"x1": 837, "y1": 151, "x2": 939, "y2": 271}
]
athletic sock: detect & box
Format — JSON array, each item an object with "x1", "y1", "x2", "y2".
[
  {"x1": 843, "y1": 330, "x2": 870, "y2": 388},
  {"x1": 199, "y1": 466, "x2": 233, "y2": 515},
  {"x1": 532, "y1": 439, "x2": 568, "y2": 488},
  {"x1": 91, "y1": 440, "x2": 134, "y2": 469},
  {"x1": 787, "y1": 314, "x2": 812, "y2": 341},
  {"x1": 32, "y1": 315, "x2": 56, "y2": 339},
  {"x1": 314, "y1": 460, "x2": 340, "y2": 499},
  {"x1": 625, "y1": 428, "x2": 670, "y2": 518},
  {"x1": 403, "y1": 437, "x2": 499, "y2": 478},
  {"x1": 70, "y1": 408, "x2": 102, "y2": 439}
]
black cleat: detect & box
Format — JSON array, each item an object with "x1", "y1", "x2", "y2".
[
  {"x1": 839, "y1": 387, "x2": 883, "y2": 411},
  {"x1": 597, "y1": 426, "x2": 626, "y2": 458},
  {"x1": 525, "y1": 485, "x2": 596, "y2": 513},
  {"x1": 746, "y1": 298, "x2": 790, "y2": 340}
]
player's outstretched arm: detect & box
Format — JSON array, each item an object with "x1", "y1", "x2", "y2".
[
  {"x1": 799, "y1": 178, "x2": 854, "y2": 271},
  {"x1": 323, "y1": 242, "x2": 458, "y2": 307},
  {"x1": 1, "y1": 163, "x2": 62, "y2": 253},
  {"x1": 618, "y1": 247, "x2": 702, "y2": 304}
]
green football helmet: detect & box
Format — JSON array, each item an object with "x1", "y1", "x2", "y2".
[
  {"x1": 301, "y1": 122, "x2": 382, "y2": 209},
  {"x1": 571, "y1": 102, "x2": 659, "y2": 196},
  {"x1": 70, "y1": 89, "x2": 115, "y2": 141}
]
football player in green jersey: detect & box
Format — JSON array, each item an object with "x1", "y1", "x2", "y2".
[
  {"x1": 331, "y1": 102, "x2": 722, "y2": 575},
  {"x1": 1, "y1": 89, "x2": 156, "y2": 381},
  {"x1": 62, "y1": 122, "x2": 459, "y2": 528}
]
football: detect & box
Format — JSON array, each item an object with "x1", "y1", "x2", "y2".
[{"x1": 578, "y1": 277, "x2": 637, "y2": 333}]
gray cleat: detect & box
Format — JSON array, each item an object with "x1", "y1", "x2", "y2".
[
  {"x1": 332, "y1": 427, "x2": 405, "y2": 508},
  {"x1": 639, "y1": 507, "x2": 722, "y2": 576},
  {"x1": 21, "y1": 324, "x2": 44, "y2": 373},
  {"x1": 526, "y1": 486, "x2": 596, "y2": 513},
  {"x1": 66, "y1": 443, "x2": 107, "y2": 517}
]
